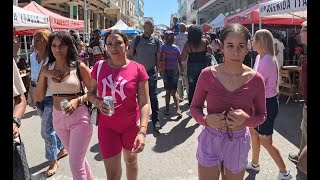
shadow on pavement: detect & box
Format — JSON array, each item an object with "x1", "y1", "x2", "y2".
[
  {"x1": 245, "y1": 169, "x2": 259, "y2": 180},
  {"x1": 152, "y1": 116, "x2": 199, "y2": 153},
  {"x1": 273, "y1": 97, "x2": 304, "y2": 148},
  {"x1": 31, "y1": 171, "x2": 49, "y2": 180},
  {"x1": 29, "y1": 160, "x2": 50, "y2": 174},
  {"x1": 23, "y1": 109, "x2": 38, "y2": 119},
  {"x1": 90, "y1": 143, "x2": 103, "y2": 161}
]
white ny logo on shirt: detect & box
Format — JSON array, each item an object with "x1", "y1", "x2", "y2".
[{"x1": 101, "y1": 74, "x2": 128, "y2": 102}]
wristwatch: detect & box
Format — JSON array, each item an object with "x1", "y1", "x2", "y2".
[{"x1": 13, "y1": 117, "x2": 21, "y2": 128}]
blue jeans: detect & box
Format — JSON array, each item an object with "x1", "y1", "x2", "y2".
[
  {"x1": 36, "y1": 96, "x2": 64, "y2": 161},
  {"x1": 147, "y1": 67, "x2": 160, "y2": 125}
]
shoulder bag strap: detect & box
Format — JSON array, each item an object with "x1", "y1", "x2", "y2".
[
  {"x1": 96, "y1": 60, "x2": 104, "y2": 97},
  {"x1": 76, "y1": 64, "x2": 85, "y2": 96},
  {"x1": 77, "y1": 60, "x2": 104, "y2": 94}
]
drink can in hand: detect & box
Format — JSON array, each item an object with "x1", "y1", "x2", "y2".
[
  {"x1": 60, "y1": 99, "x2": 69, "y2": 114},
  {"x1": 103, "y1": 96, "x2": 114, "y2": 116}
]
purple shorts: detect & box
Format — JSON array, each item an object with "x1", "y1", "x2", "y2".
[{"x1": 196, "y1": 127, "x2": 251, "y2": 174}]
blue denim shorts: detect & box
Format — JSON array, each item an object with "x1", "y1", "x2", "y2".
[
  {"x1": 163, "y1": 70, "x2": 179, "y2": 90},
  {"x1": 255, "y1": 95, "x2": 279, "y2": 136}
]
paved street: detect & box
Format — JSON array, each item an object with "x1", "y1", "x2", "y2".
[{"x1": 20, "y1": 77, "x2": 307, "y2": 180}]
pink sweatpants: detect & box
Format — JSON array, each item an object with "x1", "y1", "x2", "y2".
[{"x1": 53, "y1": 105, "x2": 93, "y2": 180}]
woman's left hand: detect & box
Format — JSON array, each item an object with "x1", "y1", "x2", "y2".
[
  {"x1": 131, "y1": 133, "x2": 145, "y2": 153},
  {"x1": 226, "y1": 107, "x2": 248, "y2": 129},
  {"x1": 63, "y1": 98, "x2": 78, "y2": 115}
]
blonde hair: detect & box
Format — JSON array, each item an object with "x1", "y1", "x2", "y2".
[
  {"x1": 254, "y1": 29, "x2": 280, "y2": 94},
  {"x1": 33, "y1": 29, "x2": 51, "y2": 52},
  {"x1": 33, "y1": 29, "x2": 51, "y2": 43}
]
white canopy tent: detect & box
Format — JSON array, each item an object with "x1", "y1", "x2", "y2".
[
  {"x1": 13, "y1": 5, "x2": 50, "y2": 31},
  {"x1": 109, "y1": 19, "x2": 130, "y2": 30},
  {"x1": 209, "y1": 13, "x2": 225, "y2": 28},
  {"x1": 13, "y1": 5, "x2": 50, "y2": 61}
]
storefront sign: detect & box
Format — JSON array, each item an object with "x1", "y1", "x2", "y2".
[{"x1": 260, "y1": 0, "x2": 307, "y2": 17}]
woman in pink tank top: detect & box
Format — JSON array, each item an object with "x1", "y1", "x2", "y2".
[{"x1": 35, "y1": 31, "x2": 94, "y2": 180}]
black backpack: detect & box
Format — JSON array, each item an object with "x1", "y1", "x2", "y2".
[{"x1": 133, "y1": 35, "x2": 160, "y2": 55}]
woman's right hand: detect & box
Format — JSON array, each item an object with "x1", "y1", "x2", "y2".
[{"x1": 205, "y1": 111, "x2": 227, "y2": 129}]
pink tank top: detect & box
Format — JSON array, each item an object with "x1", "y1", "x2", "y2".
[{"x1": 47, "y1": 62, "x2": 81, "y2": 95}]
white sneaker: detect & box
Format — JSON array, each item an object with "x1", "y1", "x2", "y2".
[
  {"x1": 246, "y1": 161, "x2": 260, "y2": 172},
  {"x1": 276, "y1": 170, "x2": 292, "y2": 180}
]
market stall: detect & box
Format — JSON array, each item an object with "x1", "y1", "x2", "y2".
[
  {"x1": 209, "y1": 13, "x2": 225, "y2": 29},
  {"x1": 23, "y1": 1, "x2": 84, "y2": 30},
  {"x1": 259, "y1": 0, "x2": 307, "y2": 17},
  {"x1": 13, "y1": 5, "x2": 50, "y2": 61},
  {"x1": 13, "y1": 5, "x2": 50, "y2": 35},
  {"x1": 259, "y1": 0, "x2": 307, "y2": 28},
  {"x1": 224, "y1": 0, "x2": 306, "y2": 35}
]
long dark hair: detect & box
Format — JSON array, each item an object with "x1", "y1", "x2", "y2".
[
  {"x1": 47, "y1": 30, "x2": 79, "y2": 67},
  {"x1": 187, "y1": 25, "x2": 203, "y2": 47},
  {"x1": 220, "y1": 23, "x2": 253, "y2": 67},
  {"x1": 219, "y1": 23, "x2": 250, "y2": 45}
]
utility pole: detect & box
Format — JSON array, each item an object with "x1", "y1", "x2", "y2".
[{"x1": 84, "y1": 0, "x2": 88, "y2": 43}]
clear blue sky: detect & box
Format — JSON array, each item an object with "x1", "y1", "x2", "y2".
[{"x1": 144, "y1": 0, "x2": 178, "y2": 27}]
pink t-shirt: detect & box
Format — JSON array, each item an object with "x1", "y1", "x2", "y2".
[
  {"x1": 253, "y1": 54, "x2": 278, "y2": 98},
  {"x1": 91, "y1": 60, "x2": 149, "y2": 131},
  {"x1": 190, "y1": 67, "x2": 267, "y2": 128}
]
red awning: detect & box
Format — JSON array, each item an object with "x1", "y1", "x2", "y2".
[
  {"x1": 225, "y1": 0, "x2": 304, "y2": 26},
  {"x1": 225, "y1": 3, "x2": 261, "y2": 25},
  {"x1": 23, "y1": 1, "x2": 84, "y2": 30}
]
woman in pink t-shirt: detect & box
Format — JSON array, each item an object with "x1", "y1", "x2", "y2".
[
  {"x1": 247, "y1": 29, "x2": 292, "y2": 180},
  {"x1": 87, "y1": 29, "x2": 150, "y2": 180}
]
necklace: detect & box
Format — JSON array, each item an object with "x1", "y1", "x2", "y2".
[
  {"x1": 54, "y1": 66, "x2": 69, "y2": 73},
  {"x1": 54, "y1": 65, "x2": 69, "y2": 81}
]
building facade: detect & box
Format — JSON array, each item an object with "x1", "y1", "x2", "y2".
[
  {"x1": 177, "y1": 0, "x2": 262, "y2": 25},
  {"x1": 177, "y1": 0, "x2": 187, "y2": 23}
]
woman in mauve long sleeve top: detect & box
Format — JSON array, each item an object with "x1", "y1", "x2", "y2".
[
  {"x1": 190, "y1": 67, "x2": 266, "y2": 128},
  {"x1": 191, "y1": 24, "x2": 267, "y2": 179}
]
